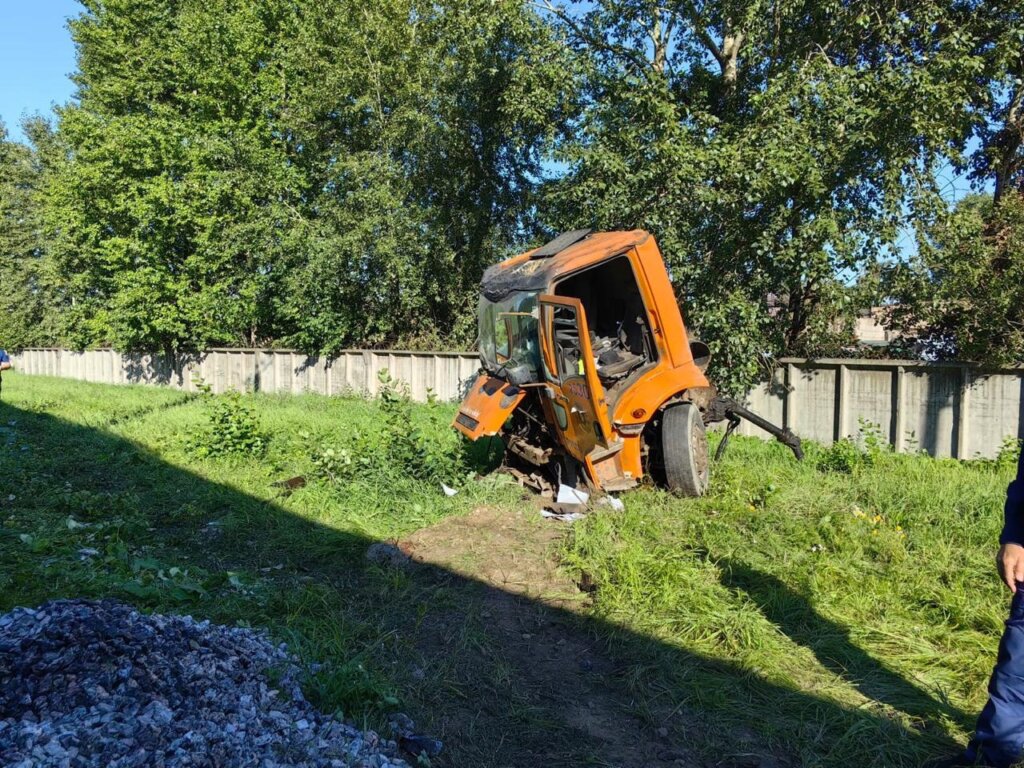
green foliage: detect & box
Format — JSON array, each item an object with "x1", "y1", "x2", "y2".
[
  {"x1": 977, "y1": 435, "x2": 1024, "y2": 474},
  {"x1": 119, "y1": 554, "x2": 209, "y2": 605},
  {"x1": 309, "y1": 445, "x2": 361, "y2": 485},
  {"x1": 817, "y1": 438, "x2": 872, "y2": 474},
  {"x1": 562, "y1": 432, "x2": 1012, "y2": 765},
  {"x1": 0, "y1": 375, "x2": 519, "y2": 736},
  {"x1": 539, "y1": 0, "x2": 1023, "y2": 391},
  {"x1": 0, "y1": 373, "x2": 1016, "y2": 766},
  {"x1": 308, "y1": 370, "x2": 466, "y2": 487},
  {"x1": 816, "y1": 420, "x2": 891, "y2": 474},
  {"x1": 28, "y1": 0, "x2": 573, "y2": 358},
  {"x1": 0, "y1": 120, "x2": 59, "y2": 349},
  {"x1": 1, "y1": 0, "x2": 1021, "y2": 389},
  {"x1": 886, "y1": 193, "x2": 1024, "y2": 364},
  {"x1": 996, "y1": 436, "x2": 1023, "y2": 471},
  {"x1": 189, "y1": 389, "x2": 267, "y2": 458},
  {"x1": 377, "y1": 371, "x2": 466, "y2": 485}
]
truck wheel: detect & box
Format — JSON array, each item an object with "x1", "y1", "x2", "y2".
[{"x1": 662, "y1": 403, "x2": 709, "y2": 497}]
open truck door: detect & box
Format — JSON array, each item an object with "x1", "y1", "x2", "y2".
[{"x1": 537, "y1": 295, "x2": 615, "y2": 468}]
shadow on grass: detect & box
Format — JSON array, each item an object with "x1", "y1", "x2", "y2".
[
  {"x1": 717, "y1": 559, "x2": 970, "y2": 726},
  {"x1": 0, "y1": 399, "x2": 965, "y2": 768}
]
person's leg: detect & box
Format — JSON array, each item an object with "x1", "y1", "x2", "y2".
[{"x1": 965, "y1": 583, "x2": 1024, "y2": 766}]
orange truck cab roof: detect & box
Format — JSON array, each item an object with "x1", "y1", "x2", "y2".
[{"x1": 481, "y1": 230, "x2": 652, "y2": 301}]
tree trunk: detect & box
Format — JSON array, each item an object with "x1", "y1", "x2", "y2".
[
  {"x1": 650, "y1": 10, "x2": 668, "y2": 75},
  {"x1": 721, "y1": 29, "x2": 744, "y2": 90}
]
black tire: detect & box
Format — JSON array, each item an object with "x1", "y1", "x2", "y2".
[{"x1": 662, "y1": 403, "x2": 709, "y2": 497}]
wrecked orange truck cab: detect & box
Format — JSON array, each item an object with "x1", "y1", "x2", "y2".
[{"x1": 454, "y1": 229, "x2": 801, "y2": 497}]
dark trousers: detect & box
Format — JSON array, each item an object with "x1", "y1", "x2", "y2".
[{"x1": 966, "y1": 584, "x2": 1024, "y2": 766}]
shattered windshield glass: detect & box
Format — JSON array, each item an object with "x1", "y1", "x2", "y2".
[{"x1": 477, "y1": 291, "x2": 540, "y2": 381}]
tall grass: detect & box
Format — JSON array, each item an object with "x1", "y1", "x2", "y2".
[{"x1": 562, "y1": 434, "x2": 1014, "y2": 763}]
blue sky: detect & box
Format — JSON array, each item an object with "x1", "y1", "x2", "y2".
[{"x1": 0, "y1": 1, "x2": 80, "y2": 143}]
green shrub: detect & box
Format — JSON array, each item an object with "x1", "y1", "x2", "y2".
[
  {"x1": 817, "y1": 438, "x2": 866, "y2": 474},
  {"x1": 969, "y1": 434, "x2": 1024, "y2": 472},
  {"x1": 189, "y1": 388, "x2": 267, "y2": 458},
  {"x1": 310, "y1": 445, "x2": 360, "y2": 483},
  {"x1": 378, "y1": 371, "x2": 464, "y2": 484},
  {"x1": 308, "y1": 370, "x2": 465, "y2": 487},
  {"x1": 817, "y1": 420, "x2": 892, "y2": 474}
]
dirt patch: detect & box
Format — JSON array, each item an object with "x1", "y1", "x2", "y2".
[
  {"x1": 396, "y1": 506, "x2": 783, "y2": 768},
  {"x1": 400, "y1": 505, "x2": 582, "y2": 607}
]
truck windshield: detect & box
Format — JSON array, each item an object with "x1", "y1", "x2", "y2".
[{"x1": 478, "y1": 291, "x2": 540, "y2": 380}]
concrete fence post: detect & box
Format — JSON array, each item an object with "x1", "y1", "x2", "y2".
[
  {"x1": 784, "y1": 362, "x2": 797, "y2": 434},
  {"x1": 893, "y1": 366, "x2": 906, "y2": 452},
  {"x1": 836, "y1": 364, "x2": 849, "y2": 441},
  {"x1": 957, "y1": 366, "x2": 971, "y2": 460}
]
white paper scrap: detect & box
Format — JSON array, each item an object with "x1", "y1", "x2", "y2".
[
  {"x1": 556, "y1": 484, "x2": 589, "y2": 506},
  {"x1": 598, "y1": 496, "x2": 625, "y2": 512}
]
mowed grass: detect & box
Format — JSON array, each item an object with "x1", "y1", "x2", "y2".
[{"x1": 0, "y1": 373, "x2": 1017, "y2": 766}]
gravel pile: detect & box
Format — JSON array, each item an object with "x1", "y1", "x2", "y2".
[{"x1": 0, "y1": 599, "x2": 412, "y2": 768}]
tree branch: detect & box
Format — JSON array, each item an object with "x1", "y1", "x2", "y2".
[
  {"x1": 533, "y1": 1, "x2": 659, "y2": 85},
  {"x1": 994, "y1": 81, "x2": 1023, "y2": 205},
  {"x1": 677, "y1": 1, "x2": 726, "y2": 69}
]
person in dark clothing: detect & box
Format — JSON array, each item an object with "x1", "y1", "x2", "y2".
[
  {"x1": 960, "y1": 449, "x2": 1024, "y2": 766},
  {"x1": 0, "y1": 349, "x2": 10, "y2": 399}
]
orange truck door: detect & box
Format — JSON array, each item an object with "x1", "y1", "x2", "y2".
[{"x1": 537, "y1": 295, "x2": 613, "y2": 463}]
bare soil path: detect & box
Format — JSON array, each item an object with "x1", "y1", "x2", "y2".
[{"x1": 395, "y1": 506, "x2": 782, "y2": 768}]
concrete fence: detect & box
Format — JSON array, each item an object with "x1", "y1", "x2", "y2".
[
  {"x1": 11, "y1": 348, "x2": 481, "y2": 403},
  {"x1": 10, "y1": 348, "x2": 1024, "y2": 459},
  {"x1": 740, "y1": 359, "x2": 1024, "y2": 459}
]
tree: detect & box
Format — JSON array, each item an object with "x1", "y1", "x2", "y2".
[
  {"x1": 961, "y1": 0, "x2": 1024, "y2": 206},
  {"x1": 886, "y1": 193, "x2": 1024, "y2": 363},
  {"x1": 19, "y1": 0, "x2": 1022, "y2": 379},
  {"x1": 0, "y1": 120, "x2": 57, "y2": 349},
  {"x1": 882, "y1": 2, "x2": 1024, "y2": 363},
  {"x1": 43, "y1": 0, "x2": 574, "y2": 360},
  {"x1": 43, "y1": 0, "x2": 303, "y2": 363},
  {"x1": 538, "y1": 0, "x2": 1008, "y2": 392},
  {"x1": 270, "y1": 0, "x2": 575, "y2": 352}
]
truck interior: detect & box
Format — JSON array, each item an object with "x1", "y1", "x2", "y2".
[{"x1": 553, "y1": 254, "x2": 657, "y2": 390}]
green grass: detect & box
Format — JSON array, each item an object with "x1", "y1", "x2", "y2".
[
  {"x1": 0, "y1": 375, "x2": 516, "y2": 721},
  {"x1": 0, "y1": 373, "x2": 1016, "y2": 766},
  {"x1": 562, "y1": 434, "x2": 1013, "y2": 764}
]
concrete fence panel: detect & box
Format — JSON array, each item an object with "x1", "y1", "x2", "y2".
[
  {"x1": 740, "y1": 359, "x2": 1024, "y2": 459},
  {"x1": 10, "y1": 349, "x2": 1024, "y2": 459},
  {"x1": 10, "y1": 347, "x2": 483, "y2": 404}
]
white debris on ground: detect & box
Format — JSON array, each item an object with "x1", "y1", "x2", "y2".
[
  {"x1": 0, "y1": 599, "x2": 413, "y2": 768},
  {"x1": 555, "y1": 484, "x2": 589, "y2": 506},
  {"x1": 597, "y1": 496, "x2": 624, "y2": 512},
  {"x1": 541, "y1": 486, "x2": 625, "y2": 523},
  {"x1": 539, "y1": 509, "x2": 586, "y2": 523}
]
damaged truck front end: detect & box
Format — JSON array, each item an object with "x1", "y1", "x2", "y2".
[{"x1": 454, "y1": 229, "x2": 802, "y2": 497}]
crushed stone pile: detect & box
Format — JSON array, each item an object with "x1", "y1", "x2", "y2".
[{"x1": 0, "y1": 599, "x2": 411, "y2": 768}]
